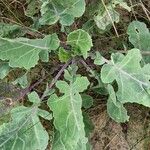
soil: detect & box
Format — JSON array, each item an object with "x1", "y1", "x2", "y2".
[{"x1": 89, "y1": 104, "x2": 150, "y2": 150}]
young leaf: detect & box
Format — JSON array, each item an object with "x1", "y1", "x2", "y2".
[
  {"x1": 13, "y1": 73, "x2": 29, "y2": 88},
  {"x1": 81, "y1": 94, "x2": 93, "y2": 109},
  {"x1": 0, "y1": 106, "x2": 49, "y2": 150},
  {"x1": 28, "y1": 91, "x2": 41, "y2": 104},
  {"x1": 67, "y1": 29, "x2": 93, "y2": 58},
  {"x1": 0, "y1": 34, "x2": 59, "y2": 69},
  {"x1": 107, "y1": 84, "x2": 129, "y2": 122},
  {"x1": 101, "y1": 49, "x2": 150, "y2": 108},
  {"x1": 127, "y1": 21, "x2": 150, "y2": 62},
  {"x1": 42, "y1": 84, "x2": 55, "y2": 99},
  {"x1": 40, "y1": 0, "x2": 86, "y2": 26},
  {"x1": 48, "y1": 76, "x2": 90, "y2": 149},
  {"x1": 93, "y1": 51, "x2": 105, "y2": 65},
  {"x1": 58, "y1": 47, "x2": 71, "y2": 62}
]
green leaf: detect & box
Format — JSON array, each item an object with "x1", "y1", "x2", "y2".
[
  {"x1": 25, "y1": 0, "x2": 41, "y2": 17},
  {"x1": 39, "y1": 50, "x2": 49, "y2": 62},
  {"x1": 13, "y1": 74, "x2": 29, "y2": 88},
  {"x1": 37, "y1": 109, "x2": 52, "y2": 120},
  {"x1": 67, "y1": 29, "x2": 93, "y2": 58},
  {"x1": 111, "y1": 0, "x2": 131, "y2": 11},
  {"x1": 93, "y1": 51, "x2": 105, "y2": 65},
  {"x1": 28, "y1": 91, "x2": 41, "y2": 104},
  {"x1": 94, "y1": 6, "x2": 120, "y2": 31},
  {"x1": 40, "y1": 0, "x2": 86, "y2": 26},
  {"x1": 81, "y1": 94, "x2": 93, "y2": 109},
  {"x1": 58, "y1": 47, "x2": 71, "y2": 62},
  {"x1": 101, "y1": 49, "x2": 150, "y2": 109},
  {"x1": 94, "y1": 0, "x2": 130, "y2": 30},
  {"x1": 0, "y1": 106, "x2": 49, "y2": 150},
  {"x1": 48, "y1": 76, "x2": 90, "y2": 149},
  {"x1": 83, "y1": 112, "x2": 94, "y2": 137},
  {"x1": 42, "y1": 84, "x2": 55, "y2": 99},
  {"x1": 127, "y1": 21, "x2": 150, "y2": 62},
  {"x1": 0, "y1": 23, "x2": 23, "y2": 38},
  {"x1": 107, "y1": 84, "x2": 129, "y2": 122},
  {"x1": 0, "y1": 34, "x2": 59, "y2": 69},
  {"x1": 0, "y1": 62, "x2": 11, "y2": 79},
  {"x1": 64, "y1": 69, "x2": 72, "y2": 81}
]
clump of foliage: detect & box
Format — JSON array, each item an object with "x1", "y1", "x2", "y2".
[{"x1": 0, "y1": 0, "x2": 149, "y2": 149}]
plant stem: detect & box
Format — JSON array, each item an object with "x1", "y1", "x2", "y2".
[{"x1": 48, "y1": 60, "x2": 71, "y2": 89}]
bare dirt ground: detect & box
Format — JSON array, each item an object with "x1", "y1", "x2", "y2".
[{"x1": 89, "y1": 104, "x2": 150, "y2": 150}]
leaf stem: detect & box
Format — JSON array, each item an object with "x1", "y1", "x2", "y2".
[
  {"x1": 40, "y1": 59, "x2": 72, "y2": 100},
  {"x1": 48, "y1": 60, "x2": 72, "y2": 89}
]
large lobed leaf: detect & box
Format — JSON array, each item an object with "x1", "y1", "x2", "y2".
[
  {"x1": 101, "y1": 49, "x2": 150, "y2": 122},
  {"x1": 0, "y1": 34, "x2": 59, "y2": 69},
  {"x1": 0, "y1": 107, "x2": 49, "y2": 150},
  {"x1": 40, "y1": 0, "x2": 86, "y2": 26},
  {"x1": 48, "y1": 76, "x2": 90, "y2": 150},
  {"x1": 0, "y1": 92, "x2": 51, "y2": 150}
]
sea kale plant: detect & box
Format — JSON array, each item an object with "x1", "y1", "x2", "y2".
[{"x1": 0, "y1": 0, "x2": 149, "y2": 149}]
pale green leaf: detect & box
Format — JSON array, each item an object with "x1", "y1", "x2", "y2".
[
  {"x1": 37, "y1": 108, "x2": 52, "y2": 120},
  {"x1": 42, "y1": 84, "x2": 55, "y2": 98},
  {"x1": 40, "y1": 0, "x2": 86, "y2": 26},
  {"x1": 0, "y1": 62, "x2": 10, "y2": 79},
  {"x1": 28, "y1": 91, "x2": 41, "y2": 104},
  {"x1": 0, "y1": 34, "x2": 59, "y2": 69},
  {"x1": 48, "y1": 76, "x2": 90, "y2": 149},
  {"x1": 127, "y1": 21, "x2": 150, "y2": 62},
  {"x1": 101, "y1": 64, "x2": 116, "y2": 83},
  {"x1": 67, "y1": 29, "x2": 93, "y2": 58},
  {"x1": 13, "y1": 74, "x2": 29, "y2": 88},
  {"x1": 94, "y1": 51, "x2": 105, "y2": 65},
  {"x1": 0, "y1": 106, "x2": 49, "y2": 150},
  {"x1": 112, "y1": 0, "x2": 131, "y2": 11},
  {"x1": 39, "y1": 50, "x2": 49, "y2": 62},
  {"x1": 94, "y1": 0, "x2": 130, "y2": 30},
  {"x1": 0, "y1": 23, "x2": 23, "y2": 38},
  {"x1": 94, "y1": 6, "x2": 120, "y2": 30},
  {"x1": 101, "y1": 49, "x2": 150, "y2": 109},
  {"x1": 56, "y1": 80, "x2": 70, "y2": 93},
  {"x1": 107, "y1": 84, "x2": 129, "y2": 122},
  {"x1": 64, "y1": 69, "x2": 72, "y2": 81}
]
